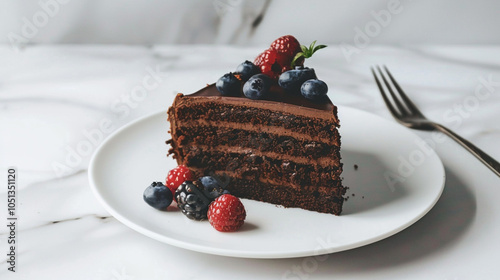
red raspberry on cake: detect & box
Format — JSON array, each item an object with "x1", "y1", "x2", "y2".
[
  {"x1": 270, "y1": 35, "x2": 302, "y2": 59},
  {"x1": 254, "y1": 35, "x2": 303, "y2": 79},
  {"x1": 254, "y1": 48, "x2": 283, "y2": 79},
  {"x1": 165, "y1": 165, "x2": 193, "y2": 201},
  {"x1": 207, "y1": 194, "x2": 246, "y2": 232}
]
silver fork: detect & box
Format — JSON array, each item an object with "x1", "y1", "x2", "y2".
[{"x1": 371, "y1": 65, "x2": 500, "y2": 177}]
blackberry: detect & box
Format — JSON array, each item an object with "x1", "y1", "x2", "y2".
[{"x1": 175, "y1": 181, "x2": 212, "y2": 220}]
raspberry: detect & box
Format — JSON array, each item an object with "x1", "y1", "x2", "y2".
[
  {"x1": 254, "y1": 48, "x2": 290, "y2": 79},
  {"x1": 254, "y1": 35, "x2": 304, "y2": 79},
  {"x1": 166, "y1": 165, "x2": 193, "y2": 201},
  {"x1": 254, "y1": 48, "x2": 279, "y2": 79},
  {"x1": 270, "y1": 35, "x2": 302, "y2": 60},
  {"x1": 207, "y1": 194, "x2": 246, "y2": 232}
]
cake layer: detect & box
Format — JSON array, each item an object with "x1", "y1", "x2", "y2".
[
  {"x1": 177, "y1": 146, "x2": 343, "y2": 188},
  {"x1": 177, "y1": 120, "x2": 338, "y2": 143},
  {"x1": 174, "y1": 125, "x2": 340, "y2": 160},
  {"x1": 173, "y1": 101, "x2": 339, "y2": 142},
  {"x1": 191, "y1": 171, "x2": 344, "y2": 215}
]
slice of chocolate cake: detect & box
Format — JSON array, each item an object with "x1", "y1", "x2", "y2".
[{"x1": 167, "y1": 83, "x2": 345, "y2": 215}]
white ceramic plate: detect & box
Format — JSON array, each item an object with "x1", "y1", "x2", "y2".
[{"x1": 89, "y1": 106, "x2": 445, "y2": 259}]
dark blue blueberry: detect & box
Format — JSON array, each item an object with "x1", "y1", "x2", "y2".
[
  {"x1": 199, "y1": 176, "x2": 227, "y2": 199},
  {"x1": 278, "y1": 67, "x2": 317, "y2": 91},
  {"x1": 216, "y1": 72, "x2": 241, "y2": 96},
  {"x1": 200, "y1": 176, "x2": 220, "y2": 189},
  {"x1": 143, "y1": 182, "x2": 173, "y2": 210},
  {"x1": 243, "y1": 74, "x2": 272, "y2": 100},
  {"x1": 236, "y1": 60, "x2": 260, "y2": 81},
  {"x1": 301, "y1": 79, "x2": 328, "y2": 101}
]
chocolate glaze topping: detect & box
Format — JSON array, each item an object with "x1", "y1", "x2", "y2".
[{"x1": 189, "y1": 83, "x2": 334, "y2": 112}]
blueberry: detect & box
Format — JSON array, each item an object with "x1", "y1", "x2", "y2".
[
  {"x1": 216, "y1": 72, "x2": 241, "y2": 96},
  {"x1": 243, "y1": 74, "x2": 272, "y2": 100},
  {"x1": 236, "y1": 60, "x2": 260, "y2": 81},
  {"x1": 278, "y1": 67, "x2": 317, "y2": 92},
  {"x1": 200, "y1": 176, "x2": 220, "y2": 189},
  {"x1": 200, "y1": 176, "x2": 228, "y2": 199},
  {"x1": 301, "y1": 79, "x2": 328, "y2": 101},
  {"x1": 143, "y1": 182, "x2": 173, "y2": 210}
]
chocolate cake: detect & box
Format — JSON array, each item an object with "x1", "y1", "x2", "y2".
[{"x1": 167, "y1": 83, "x2": 345, "y2": 215}]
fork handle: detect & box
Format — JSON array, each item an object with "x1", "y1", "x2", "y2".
[{"x1": 433, "y1": 123, "x2": 500, "y2": 177}]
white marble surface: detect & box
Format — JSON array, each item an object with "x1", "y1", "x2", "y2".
[
  {"x1": 1, "y1": 44, "x2": 500, "y2": 279},
  {"x1": 2, "y1": 0, "x2": 500, "y2": 45}
]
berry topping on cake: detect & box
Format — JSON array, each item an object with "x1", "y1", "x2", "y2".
[
  {"x1": 253, "y1": 48, "x2": 287, "y2": 79},
  {"x1": 243, "y1": 74, "x2": 272, "y2": 100},
  {"x1": 278, "y1": 67, "x2": 317, "y2": 91},
  {"x1": 254, "y1": 36, "x2": 325, "y2": 80},
  {"x1": 216, "y1": 72, "x2": 241, "y2": 96},
  {"x1": 235, "y1": 60, "x2": 260, "y2": 81},
  {"x1": 301, "y1": 79, "x2": 328, "y2": 101},
  {"x1": 291, "y1": 40, "x2": 327, "y2": 68},
  {"x1": 175, "y1": 181, "x2": 212, "y2": 220},
  {"x1": 143, "y1": 182, "x2": 173, "y2": 210},
  {"x1": 166, "y1": 165, "x2": 193, "y2": 201},
  {"x1": 207, "y1": 194, "x2": 246, "y2": 232},
  {"x1": 270, "y1": 35, "x2": 302, "y2": 60}
]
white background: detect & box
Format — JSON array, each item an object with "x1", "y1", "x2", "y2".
[{"x1": 1, "y1": 0, "x2": 500, "y2": 45}]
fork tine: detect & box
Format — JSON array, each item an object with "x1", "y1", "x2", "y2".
[
  {"x1": 371, "y1": 67, "x2": 401, "y2": 119},
  {"x1": 382, "y1": 65, "x2": 425, "y2": 117},
  {"x1": 376, "y1": 65, "x2": 411, "y2": 116}
]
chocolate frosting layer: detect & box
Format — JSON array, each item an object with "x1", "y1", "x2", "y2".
[{"x1": 189, "y1": 83, "x2": 334, "y2": 112}]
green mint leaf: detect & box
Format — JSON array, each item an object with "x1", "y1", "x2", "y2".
[
  {"x1": 291, "y1": 52, "x2": 305, "y2": 68},
  {"x1": 312, "y1": 44, "x2": 327, "y2": 54},
  {"x1": 309, "y1": 40, "x2": 317, "y2": 51}
]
